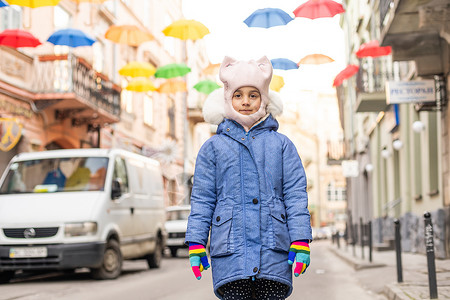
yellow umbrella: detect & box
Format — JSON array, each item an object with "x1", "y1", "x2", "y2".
[
  {"x1": 126, "y1": 78, "x2": 157, "y2": 92},
  {"x1": 119, "y1": 61, "x2": 156, "y2": 78},
  {"x1": 157, "y1": 79, "x2": 187, "y2": 93},
  {"x1": 162, "y1": 19, "x2": 210, "y2": 41},
  {"x1": 202, "y1": 63, "x2": 221, "y2": 75},
  {"x1": 69, "y1": 0, "x2": 108, "y2": 2},
  {"x1": 105, "y1": 25, "x2": 154, "y2": 46},
  {"x1": 298, "y1": 54, "x2": 334, "y2": 65},
  {"x1": 7, "y1": 0, "x2": 60, "y2": 7},
  {"x1": 270, "y1": 75, "x2": 285, "y2": 92}
]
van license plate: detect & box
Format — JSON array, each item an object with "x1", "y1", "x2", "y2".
[{"x1": 9, "y1": 247, "x2": 47, "y2": 258}]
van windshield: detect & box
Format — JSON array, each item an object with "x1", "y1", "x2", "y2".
[{"x1": 0, "y1": 157, "x2": 109, "y2": 194}]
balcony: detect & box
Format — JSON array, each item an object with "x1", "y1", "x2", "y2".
[
  {"x1": 355, "y1": 57, "x2": 393, "y2": 113},
  {"x1": 32, "y1": 54, "x2": 121, "y2": 126},
  {"x1": 379, "y1": 0, "x2": 449, "y2": 76},
  {"x1": 327, "y1": 140, "x2": 346, "y2": 165}
]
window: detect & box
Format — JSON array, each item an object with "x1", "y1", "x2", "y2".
[
  {"x1": 113, "y1": 157, "x2": 129, "y2": 194},
  {"x1": 92, "y1": 41, "x2": 104, "y2": 73},
  {"x1": 428, "y1": 112, "x2": 439, "y2": 194},
  {"x1": 0, "y1": 6, "x2": 21, "y2": 31},
  {"x1": 167, "y1": 97, "x2": 176, "y2": 137},
  {"x1": 53, "y1": 6, "x2": 71, "y2": 55},
  {"x1": 121, "y1": 79, "x2": 133, "y2": 113},
  {"x1": 327, "y1": 183, "x2": 346, "y2": 201},
  {"x1": 144, "y1": 94, "x2": 153, "y2": 126}
]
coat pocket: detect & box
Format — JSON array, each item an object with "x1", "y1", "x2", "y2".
[
  {"x1": 210, "y1": 206, "x2": 233, "y2": 257},
  {"x1": 270, "y1": 203, "x2": 291, "y2": 252}
]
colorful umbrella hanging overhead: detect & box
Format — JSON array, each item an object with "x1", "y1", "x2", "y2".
[
  {"x1": 0, "y1": 29, "x2": 41, "y2": 48},
  {"x1": 356, "y1": 40, "x2": 392, "y2": 58},
  {"x1": 47, "y1": 28, "x2": 96, "y2": 47},
  {"x1": 298, "y1": 53, "x2": 334, "y2": 65},
  {"x1": 202, "y1": 63, "x2": 221, "y2": 75},
  {"x1": 162, "y1": 19, "x2": 210, "y2": 41},
  {"x1": 157, "y1": 79, "x2": 187, "y2": 94},
  {"x1": 69, "y1": 0, "x2": 108, "y2": 3},
  {"x1": 193, "y1": 80, "x2": 221, "y2": 95},
  {"x1": 332, "y1": 64, "x2": 359, "y2": 87},
  {"x1": 105, "y1": 25, "x2": 154, "y2": 46},
  {"x1": 293, "y1": 0, "x2": 345, "y2": 19},
  {"x1": 244, "y1": 8, "x2": 293, "y2": 28},
  {"x1": 0, "y1": 1, "x2": 9, "y2": 7},
  {"x1": 270, "y1": 75, "x2": 285, "y2": 92},
  {"x1": 119, "y1": 61, "x2": 156, "y2": 78},
  {"x1": 126, "y1": 78, "x2": 157, "y2": 92},
  {"x1": 6, "y1": 0, "x2": 60, "y2": 7},
  {"x1": 270, "y1": 58, "x2": 299, "y2": 70},
  {"x1": 154, "y1": 63, "x2": 191, "y2": 79}
]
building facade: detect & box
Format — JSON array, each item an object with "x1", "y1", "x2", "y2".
[
  {"x1": 0, "y1": 0, "x2": 211, "y2": 207},
  {"x1": 339, "y1": 0, "x2": 450, "y2": 258}
]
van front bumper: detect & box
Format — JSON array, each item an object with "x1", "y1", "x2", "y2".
[{"x1": 0, "y1": 242, "x2": 106, "y2": 271}]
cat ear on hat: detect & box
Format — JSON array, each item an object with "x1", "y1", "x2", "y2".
[
  {"x1": 256, "y1": 56, "x2": 273, "y2": 80},
  {"x1": 219, "y1": 56, "x2": 237, "y2": 83}
]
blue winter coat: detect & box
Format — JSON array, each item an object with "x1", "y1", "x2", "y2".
[{"x1": 185, "y1": 115, "x2": 312, "y2": 299}]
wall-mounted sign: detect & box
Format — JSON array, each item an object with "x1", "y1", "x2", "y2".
[
  {"x1": 342, "y1": 160, "x2": 359, "y2": 178},
  {"x1": 386, "y1": 80, "x2": 435, "y2": 104},
  {"x1": 0, "y1": 118, "x2": 22, "y2": 152}
]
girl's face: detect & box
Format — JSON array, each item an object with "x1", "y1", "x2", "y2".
[{"x1": 231, "y1": 86, "x2": 261, "y2": 115}]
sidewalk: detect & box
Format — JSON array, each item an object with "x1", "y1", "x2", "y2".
[{"x1": 328, "y1": 241, "x2": 450, "y2": 299}]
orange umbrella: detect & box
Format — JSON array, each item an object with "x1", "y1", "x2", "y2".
[
  {"x1": 202, "y1": 63, "x2": 221, "y2": 75},
  {"x1": 298, "y1": 54, "x2": 334, "y2": 65},
  {"x1": 105, "y1": 25, "x2": 154, "y2": 46},
  {"x1": 162, "y1": 19, "x2": 210, "y2": 41},
  {"x1": 270, "y1": 75, "x2": 285, "y2": 92},
  {"x1": 157, "y1": 79, "x2": 187, "y2": 93}
]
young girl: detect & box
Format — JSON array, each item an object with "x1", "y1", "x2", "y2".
[{"x1": 185, "y1": 56, "x2": 312, "y2": 300}]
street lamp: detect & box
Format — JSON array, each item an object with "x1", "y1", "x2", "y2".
[
  {"x1": 393, "y1": 139, "x2": 403, "y2": 150},
  {"x1": 412, "y1": 120, "x2": 426, "y2": 133},
  {"x1": 381, "y1": 148, "x2": 391, "y2": 159}
]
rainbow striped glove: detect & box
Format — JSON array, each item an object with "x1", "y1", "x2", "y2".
[
  {"x1": 288, "y1": 240, "x2": 310, "y2": 277},
  {"x1": 188, "y1": 242, "x2": 210, "y2": 280}
]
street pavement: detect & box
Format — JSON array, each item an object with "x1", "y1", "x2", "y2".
[
  {"x1": 0, "y1": 240, "x2": 384, "y2": 299},
  {"x1": 329, "y1": 239, "x2": 450, "y2": 299}
]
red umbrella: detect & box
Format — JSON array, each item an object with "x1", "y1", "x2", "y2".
[
  {"x1": 356, "y1": 40, "x2": 392, "y2": 58},
  {"x1": 333, "y1": 64, "x2": 359, "y2": 87},
  {"x1": 0, "y1": 29, "x2": 41, "y2": 48},
  {"x1": 293, "y1": 0, "x2": 345, "y2": 19}
]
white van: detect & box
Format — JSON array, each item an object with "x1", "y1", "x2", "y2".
[{"x1": 0, "y1": 148, "x2": 166, "y2": 283}]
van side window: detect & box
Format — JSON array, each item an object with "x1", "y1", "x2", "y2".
[{"x1": 113, "y1": 157, "x2": 129, "y2": 194}]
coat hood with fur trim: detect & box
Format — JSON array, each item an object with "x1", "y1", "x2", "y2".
[{"x1": 202, "y1": 88, "x2": 283, "y2": 125}]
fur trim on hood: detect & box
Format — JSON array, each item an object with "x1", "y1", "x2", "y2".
[{"x1": 202, "y1": 88, "x2": 283, "y2": 125}]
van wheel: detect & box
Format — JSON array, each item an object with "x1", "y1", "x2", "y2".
[
  {"x1": 91, "y1": 239, "x2": 122, "y2": 280},
  {"x1": 169, "y1": 247, "x2": 178, "y2": 257},
  {"x1": 146, "y1": 239, "x2": 162, "y2": 268},
  {"x1": 0, "y1": 271, "x2": 14, "y2": 283}
]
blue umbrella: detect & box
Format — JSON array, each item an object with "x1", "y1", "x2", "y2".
[
  {"x1": 47, "y1": 28, "x2": 96, "y2": 48},
  {"x1": 270, "y1": 58, "x2": 299, "y2": 70},
  {"x1": 244, "y1": 8, "x2": 293, "y2": 28},
  {"x1": 0, "y1": 0, "x2": 9, "y2": 7}
]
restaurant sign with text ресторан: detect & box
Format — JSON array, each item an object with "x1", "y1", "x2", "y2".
[{"x1": 386, "y1": 80, "x2": 435, "y2": 104}]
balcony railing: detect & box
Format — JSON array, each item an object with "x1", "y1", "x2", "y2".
[
  {"x1": 32, "y1": 54, "x2": 121, "y2": 119},
  {"x1": 356, "y1": 57, "x2": 395, "y2": 94}
]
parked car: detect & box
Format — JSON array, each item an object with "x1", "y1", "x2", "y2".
[
  {"x1": 0, "y1": 148, "x2": 166, "y2": 283},
  {"x1": 165, "y1": 205, "x2": 191, "y2": 257}
]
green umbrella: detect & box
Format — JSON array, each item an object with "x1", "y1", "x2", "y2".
[
  {"x1": 193, "y1": 80, "x2": 221, "y2": 94},
  {"x1": 154, "y1": 63, "x2": 191, "y2": 79}
]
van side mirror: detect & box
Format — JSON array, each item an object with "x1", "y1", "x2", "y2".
[{"x1": 111, "y1": 179, "x2": 122, "y2": 199}]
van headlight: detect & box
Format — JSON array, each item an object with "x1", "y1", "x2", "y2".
[{"x1": 64, "y1": 222, "x2": 97, "y2": 237}]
